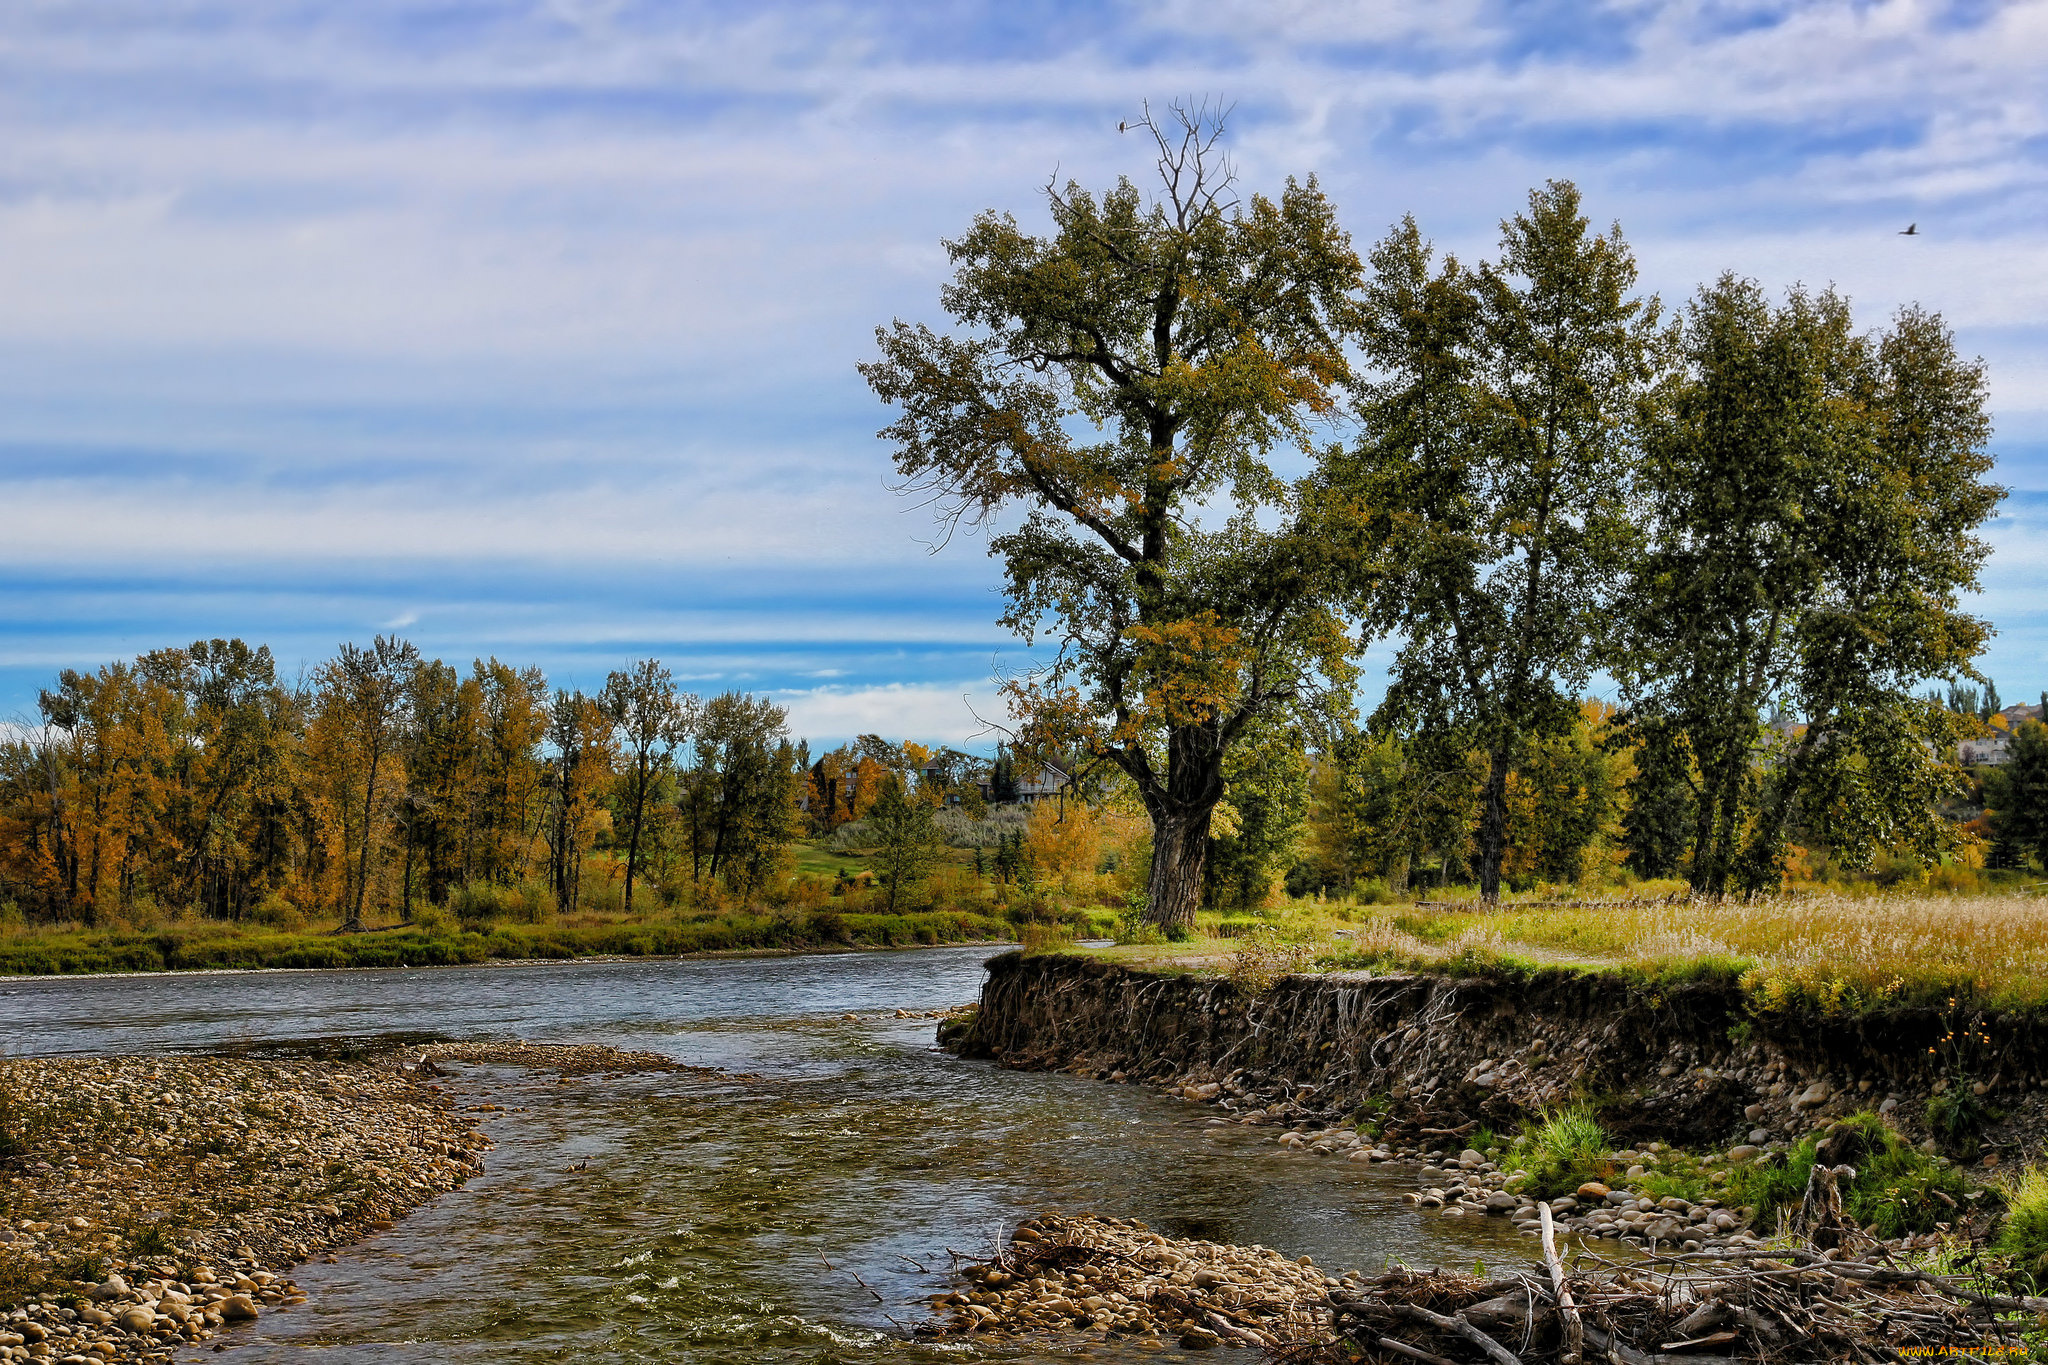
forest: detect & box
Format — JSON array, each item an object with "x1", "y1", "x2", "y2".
[{"x1": 0, "y1": 632, "x2": 2041, "y2": 946}]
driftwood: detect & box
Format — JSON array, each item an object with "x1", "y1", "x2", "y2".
[
  {"x1": 1538, "y1": 1202, "x2": 1582, "y2": 1365},
  {"x1": 931, "y1": 1211, "x2": 2040, "y2": 1365},
  {"x1": 1298, "y1": 1234, "x2": 2042, "y2": 1365}
]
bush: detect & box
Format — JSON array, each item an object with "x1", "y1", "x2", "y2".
[
  {"x1": 1726, "y1": 1113, "x2": 1968, "y2": 1237},
  {"x1": 247, "y1": 893, "x2": 304, "y2": 930},
  {"x1": 1519, "y1": 1104, "x2": 1611, "y2": 1198},
  {"x1": 1019, "y1": 923, "x2": 1075, "y2": 955},
  {"x1": 1997, "y1": 1164, "x2": 2048, "y2": 1286},
  {"x1": 449, "y1": 879, "x2": 555, "y2": 926}
]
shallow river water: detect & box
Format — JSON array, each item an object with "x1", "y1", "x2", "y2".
[{"x1": 0, "y1": 947, "x2": 1522, "y2": 1363}]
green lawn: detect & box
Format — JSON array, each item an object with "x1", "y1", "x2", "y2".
[{"x1": 791, "y1": 841, "x2": 870, "y2": 879}]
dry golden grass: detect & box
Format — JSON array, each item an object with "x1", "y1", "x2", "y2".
[
  {"x1": 1085, "y1": 891, "x2": 2048, "y2": 1014},
  {"x1": 1351, "y1": 893, "x2": 2048, "y2": 1011}
]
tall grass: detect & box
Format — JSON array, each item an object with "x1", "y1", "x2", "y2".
[
  {"x1": 1996, "y1": 1164, "x2": 2048, "y2": 1285},
  {"x1": 1517, "y1": 1104, "x2": 1612, "y2": 1198},
  {"x1": 1296, "y1": 892, "x2": 2048, "y2": 1013}
]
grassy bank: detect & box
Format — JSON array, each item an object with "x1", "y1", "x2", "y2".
[
  {"x1": 0, "y1": 907, "x2": 1011, "y2": 977},
  {"x1": 1061, "y1": 888, "x2": 2048, "y2": 1015}
]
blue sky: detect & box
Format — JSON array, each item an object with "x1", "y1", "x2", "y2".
[{"x1": 0, "y1": 0, "x2": 2043, "y2": 744}]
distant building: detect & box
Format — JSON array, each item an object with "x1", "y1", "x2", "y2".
[
  {"x1": 1012, "y1": 760, "x2": 1071, "y2": 804},
  {"x1": 1960, "y1": 734, "x2": 2013, "y2": 766}
]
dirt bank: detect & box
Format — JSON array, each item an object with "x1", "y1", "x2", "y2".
[{"x1": 952, "y1": 952, "x2": 2048, "y2": 1167}]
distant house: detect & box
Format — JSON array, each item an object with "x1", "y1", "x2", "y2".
[
  {"x1": 1960, "y1": 703, "x2": 2044, "y2": 766},
  {"x1": 1012, "y1": 760, "x2": 1071, "y2": 804},
  {"x1": 973, "y1": 758, "x2": 1071, "y2": 807},
  {"x1": 1960, "y1": 734, "x2": 2013, "y2": 766}
]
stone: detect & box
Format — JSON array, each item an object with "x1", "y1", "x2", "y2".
[
  {"x1": 218, "y1": 1297, "x2": 259, "y2": 1322},
  {"x1": 1548, "y1": 1196, "x2": 1577, "y2": 1213},
  {"x1": 1458, "y1": 1149, "x2": 1484, "y2": 1168},
  {"x1": 1793, "y1": 1081, "x2": 1830, "y2": 1111},
  {"x1": 1577, "y1": 1182, "x2": 1610, "y2": 1199},
  {"x1": 1179, "y1": 1328, "x2": 1222, "y2": 1349},
  {"x1": 115, "y1": 1308, "x2": 155, "y2": 1334},
  {"x1": 87, "y1": 1277, "x2": 128, "y2": 1302},
  {"x1": 1748, "y1": 1129, "x2": 1770, "y2": 1144},
  {"x1": 1743, "y1": 1103, "x2": 1765, "y2": 1120},
  {"x1": 1485, "y1": 1192, "x2": 1517, "y2": 1214},
  {"x1": 1879, "y1": 1097, "x2": 1900, "y2": 1116}
]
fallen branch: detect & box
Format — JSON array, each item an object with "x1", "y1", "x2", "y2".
[
  {"x1": 1539, "y1": 1202, "x2": 1582, "y2": 1365},
  {"x1": 1384, "y1": 1302, "x2": 1524, "y2": 1365}
]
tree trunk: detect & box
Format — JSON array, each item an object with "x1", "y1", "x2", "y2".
[
  {"x1": 347, "y1": 743, "x2": 380, "y2": 932},
  {"x1": 624, "y1": 759, "x2": 647, "y2": 915},
  {"x1": 1478, "y1": 746, "x2": 1511, "y2": 901},
  {"x1": 1145, "y1": 806, "x2": 1211, "y2": 932}
]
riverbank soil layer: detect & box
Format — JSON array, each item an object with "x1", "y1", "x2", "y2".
[{"x1": 957, "y1": 952, "x2": 2048, "y2": 1164}]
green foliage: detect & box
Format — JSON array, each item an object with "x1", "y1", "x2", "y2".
[
  {"x1": 1227, "y1": 924, "x2": 1311, "y2": 997},
  {"x1": 449, "y1": 879, "x2": 555, "y2": 926},
  {"x1": 1346, "y1": 182, "x2": 1663, "y2": 900},
  {"x1": 866, "y1": 777, "x2": 946, "y2": 915},
  {"x1": 1728, "y1": 1114, "x2": 1968, "y2": 1237},
  {"x1": 861, "y1": 102, "x2": 1366, "y2": 932},
  {"x1": 1204, "y1": 727, "x2": 1311, "y2": 912},
  {"x1": 1995, "y1": 1164, "x2": 2048, "y2": 1286},
  {"x1": 679, "y1": 691, "x2": 803, "y2": 897},
  {"x1": 1987, "y1": 720, "x2": 2048, "y2": 872},
  {"x1": 1926, "y1": 1087, "x2": 1993, "y2": 1147},
  {"x1": 0, "y1": 910, "x2": 1011, "y2": 976},
  {"x1": 1619, "y1": 279, "x2": 2000, "y2": 895},
  {"x1": 1519, "y1": 1104, "x2": 1612, "y2": 1198}
]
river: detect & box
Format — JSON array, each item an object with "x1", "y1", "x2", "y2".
[{"x1": 0, "y1": 947, "x2": 1522, "y2": 1362}]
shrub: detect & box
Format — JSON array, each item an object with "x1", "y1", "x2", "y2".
[
  {"x1": 1727, "y1": 1113, "x2": 1968, "y2": 1236},
  {"x1": 1996, "y1": 1164, "x2": 2048, "y2": 1286},
  {"x1": 1227, "y1": 926, "x2": 1310, "y2": 996},
  {"x1": 248, "y1": 892, "x2": 303, "y2": 931},
  {"x1": 1019, "y1": 923, "x2": 1075, "y2": 955},
  {"x1": 449, "y1": 879, "x2": 556, "y2": 925},
  {"x1": 1519, "y1": 1104, "x2": 1611, "y2": 1198},
  {"x1": 410, "y1": 904, "x2": 454, "y2": 935}
]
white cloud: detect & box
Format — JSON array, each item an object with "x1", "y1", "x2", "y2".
[{"x1": 774, "y1": 681, "x2": 1001, "y2": 746}]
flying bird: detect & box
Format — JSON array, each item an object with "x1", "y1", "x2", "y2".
[{"x1": 1899, "y1": 223, "x2": 1919, "y2": 235}]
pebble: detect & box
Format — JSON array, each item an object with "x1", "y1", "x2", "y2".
[{"x1": 0, "y1": 1041, "x2": 678, "y2": 1365}]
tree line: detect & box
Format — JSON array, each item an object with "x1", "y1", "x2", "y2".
[
  {"x1": 866, "y1": 102, "x2": 2006, "y2": 921},
  {"x1": 0, "y1": 643, "x2": 831, "y2": 927}
]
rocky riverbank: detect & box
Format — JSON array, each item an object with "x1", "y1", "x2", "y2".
[
  {"x1": 933, "y1": 1212, "x2": 2040, "y2": 1362},
  {"x1": 0, "y1": 1041, "x2": 693, "y2": 1363},
  {"x1": 926, "y1": 1212, "x2": 1347, "y2": 1349}
]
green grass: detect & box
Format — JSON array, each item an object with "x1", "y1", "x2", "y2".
[
  {"x1": 1722, "y1": 1113, "x2": 1970, "y2": 1237},
  {"x1": 0, "y1": 909, "x2": 1013, "y2": 977},
  {"x1": 1996, "y1": 1164, "x2": 2048, "y2": 1286},
  {"x1": 791, "y1": 841, "x2": 869, "y2": 878},
  {"x1": 1517, "y1": 1103, "x2": 1613, "y2": 1199}
]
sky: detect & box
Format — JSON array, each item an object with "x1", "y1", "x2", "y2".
[{"x1": 0, "y1": 0, "x2": 2043, "y2": 746}]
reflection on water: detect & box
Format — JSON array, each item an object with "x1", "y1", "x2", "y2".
[{"x1": 0, "y1": 949, "x2": 1527, "y2": 1362}]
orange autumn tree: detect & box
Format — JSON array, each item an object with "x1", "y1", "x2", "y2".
[{"x1": 861, "y1": 103, "x2": 1368, "y2": 930}]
